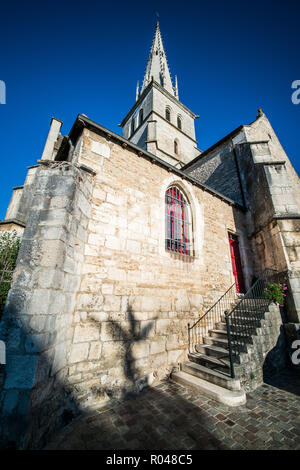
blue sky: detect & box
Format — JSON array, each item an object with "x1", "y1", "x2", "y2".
[{"x1": 0, "y1": 0, "x2": 299, "y2": 219}]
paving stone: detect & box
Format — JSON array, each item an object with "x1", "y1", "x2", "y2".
[{"x1": 44, "y1": 368, "x2": 300, "y2": 450}]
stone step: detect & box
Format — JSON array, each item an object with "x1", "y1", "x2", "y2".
[
  {"x1": 194, "y1": 342, "x2": 248, "y2": 364},
  {"x1": 181, "y1": 361, "x2": 241, "y2": 391},
  {"x1": 239, "y1": 297, "x2": 268, "y2": 303},
  {"x1": 222, "y1": 308, "x2": 266, "y2": 317},
  {"x1": 209, "y1": 329, "x2": 252, "y2": 342},
  {"x1": 208, "y1": 329, "x2": 228, "y2": 339},
  {"x1": 216, "y1": 320, "x2": 262, "y2": 333},
  {"x1": 203, "y1": 335, "x2": 229, "y2": 349},
  {"x1": 227, "y1": 299, "x2": 269, "y2": 310},
  {"x1": 171, "y1": 370, "x2": 246, "y2": 407},
  {"x1": 233, "y1": 302, "x2": 269, "y2": 311},
  {"x1": 188, "y1": 351, "x2": 231, "y2": 374},
  {"x1": 215, "y1": 321, "x2": 227, "y2": 331},
  {"x1": 221, "y1": 309, "x2": 268, "y2": 320},
  {"x1": 195, "y1": 343, "x2": 230, "y2": 359}
]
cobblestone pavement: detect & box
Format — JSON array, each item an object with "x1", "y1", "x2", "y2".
[{"x1": 45, "y1": 368, "x2": 300, "y2": 450}]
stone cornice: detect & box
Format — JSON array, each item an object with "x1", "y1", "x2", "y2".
[{"x1": 0, "y1": 218, "x2": 26, "y2": 228}]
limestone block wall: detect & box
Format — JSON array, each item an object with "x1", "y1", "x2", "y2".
[
  {"x1": 152, "y1": 86, "x2": 196, "y2": 140},
  {"x1": 234, "y1": 129, "x2": 300, "y2": 321},
  {"x1": 151, "y1": 114, "x2": 199, "y2": 166},
  {"x1": 244, "y1": 114, "x2": 300, "y2": 204},
  {"x1": 122, "y1": 88, "x2": 153, "y2": 141},
  {"x1": 4, "y1": 187, "x2": 23, "y2": 220},
  {"x1": 3, "y1": 166, "x2": 39, "y2": 226},
  {"x1": 0, "y1": 161, "x2": 94, "y2": 449},
  {"x1": 251, "y1": 220, "x2": 288, "y2": 274},
  {"x1": 67, "y1": 127, "x2": 252, "y2": 404},
  {"x1": 236, "y1": 304, "x2": 288, "y2": 392},
  {"x1": 123, "y1": 83, "x2": 199, "y2": 166},
  {"x1": 186, "y1": 141, "x2": 244, "y2": 205}
]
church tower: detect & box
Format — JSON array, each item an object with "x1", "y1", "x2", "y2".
[{"x1": 120, "y1": 21, "x2": 200, "y2": 167}]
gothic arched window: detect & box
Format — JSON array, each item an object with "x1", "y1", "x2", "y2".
[
  {"x1": 166, "y1": 107, "x2": 171, "y2": 122},
  {"x1": 177, "y1": 115, "x2": 182, "y2": 130},
  {"x1": 165, "y1": 186, "x2": 191, "y2": 255},
  {"x1": 139, "y1": 108, "x2": 144, "y2": 126}
]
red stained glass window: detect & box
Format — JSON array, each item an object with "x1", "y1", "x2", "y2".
[{"x1": 165, "y1": 186, "x2": 191, "y2": 255}]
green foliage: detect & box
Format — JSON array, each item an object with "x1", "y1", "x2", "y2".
[
  {"x1": 264, "y1": 282, "x2": 286, "y2": 306},
  {"x1": 0, "y1": 231, "x2": 20, "y2": 318}
]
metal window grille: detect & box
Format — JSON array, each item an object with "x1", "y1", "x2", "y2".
[{"x1": 165, "y1": 186, "x2": 191, "y2": 255}]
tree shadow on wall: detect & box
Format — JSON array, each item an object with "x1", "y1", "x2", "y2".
[
  {"x1": 89, "y1": 305, "x2": 155, "y2": 402},
  {"x1": 44, "y1": 305, "x2": 230, "y2": 451}
]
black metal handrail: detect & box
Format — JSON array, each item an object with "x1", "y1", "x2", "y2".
[
  {"x1": 225, "y1": 268, "x2": 287, "y2": 378},
  {"x1": 188, "y1": 282, "x2": 237, "y2": 353}
]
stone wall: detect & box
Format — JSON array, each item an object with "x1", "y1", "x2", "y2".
[
  {"x1": 186, "y1": 140, "x2": 244, "y2": 205},
  {"x1": 3, "y1": 166, "x2": 39, "y2": 226},
  {"x1": 123, "y1": 88, "x2": 153, "y2": 142},
  {"x1": 235, "y1": 304, "x2": 289, "y2": 392},
  {"x1": 235, "y1": 127, "x2": 300, "y2": 322},
  {"x1": 123, "y1": 82, "x2": 199, "y2": 167},
  {"x1": 185, "y1": 112, "x2": 300, "y2": 321},
  {"x1": 65, "y1": 127, "x2": 252, "y2": 406},
  {"x1": 243, "y1": 114, "x2": 300, "y2": 204},
  {"x1": 152, "y1": 85, "x2": 196, "y2": 140},
  {"x1": 0, "y1": 161, "x2": 94, "y2": 449},
  {"x1": 148, "y1": 113, "x2": 199, "y2": 166},
  {"x1": 0, "y1": 126, "x2": 253, "y2": 448}
]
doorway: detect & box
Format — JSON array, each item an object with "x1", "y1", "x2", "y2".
[{"x1": 228, "y1": 232, "x2": 246, "y2": 293}]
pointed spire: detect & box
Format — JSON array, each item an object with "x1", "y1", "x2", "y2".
[{"x1": 141, "y1": 21, "x2": 175, "y2": 97}]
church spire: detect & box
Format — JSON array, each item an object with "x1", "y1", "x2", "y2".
[{"x1": 140, "y1": 21, "x2": 176, "y2": 97}]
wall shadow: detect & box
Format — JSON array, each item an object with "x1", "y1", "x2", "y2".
[
  {"x1": 263, "y1": 367, "x2": 300, "y2": 398},
  {"x1": 262, "y1": 306, "x2": 300, "y2": 397},
  {"x1": 44, "y1": 382, "x2": 230, "y2": 450},
  {"x1": 0, "y1": 303, "x2": 228, "y2": 450}
]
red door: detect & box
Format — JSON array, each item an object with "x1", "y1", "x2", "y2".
[{"x1": 228, "y1": 233, "x2": 245, "y2": 293}]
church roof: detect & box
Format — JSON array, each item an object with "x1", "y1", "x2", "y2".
[
  {"x1": 64, "y1": 114, "x2": 245, "y2": 211},
  {"x1": 141, "y1": 21, "x2": 175, "y2": 97}
]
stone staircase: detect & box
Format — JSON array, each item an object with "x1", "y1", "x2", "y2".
[{"x1": 172, "y1": 298, "x2": 282, "y2": 406}]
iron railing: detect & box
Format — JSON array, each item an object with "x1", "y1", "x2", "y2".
[
  {"x1": 225, "y1": 268, "x2": 287, "y2": 378},
  {"x1": 188, "y1": 282, "x2": 238, "y2": 354},
  {"x1": 188, "y1": 268, "x2": 287, "y2": 379}
]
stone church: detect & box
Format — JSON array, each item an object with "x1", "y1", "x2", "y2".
[{"x1": 0, "y1": 22, "x2": 299, "y2": 449}]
